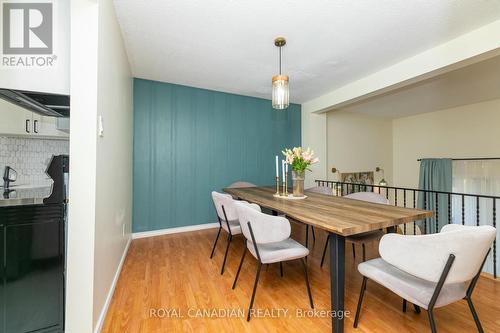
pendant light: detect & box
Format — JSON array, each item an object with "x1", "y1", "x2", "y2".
[{"x1": 272, "y1": 37, "x2": 289, "y2": 110}]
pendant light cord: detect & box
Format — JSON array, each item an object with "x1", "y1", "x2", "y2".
[{"x1": 279, "y1": 46, "x2": 282, "y2": 75}]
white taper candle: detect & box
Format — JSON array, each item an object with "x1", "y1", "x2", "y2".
[
  {"x1": 275, "y1": 155, "x2": 279, "y2": 177},
  {"x1": 282, "y1": 160, "x2": 285, "y2": 182}
]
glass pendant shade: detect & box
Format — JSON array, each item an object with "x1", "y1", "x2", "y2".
[{"x1": 272, "y1": 74, "x2": 289, "y2": 110}]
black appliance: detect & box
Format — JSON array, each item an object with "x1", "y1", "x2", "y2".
[
  {"x1": 0, "y1": 89, "x2": 70, "y2": 117},
  {"x1": 0, "y1": 155, "x2": 68, "y2": 333}
]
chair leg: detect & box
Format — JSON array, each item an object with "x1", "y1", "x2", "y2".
[
  {"x1": 220, "y1": 234, "x2": 232, "y2": 275},
  {"x1": 320, "y1": 237, "x2": 329, "y2": 267},
  {"x1": 280, "y1": 262, "x2": 284, "y2": 277},
  {"x1": 352, "y1": 243, "x2": 356, "y2": 260},
  {"x1": 362, "y1": 243, "x2": 366, "y2": 262},
  {"x1": 247, "y1": 263, "x2": 263, "y2": 321},
  {"x1": 300, "y1": 258, "x2": 314, "y2": 309},
  {"x1": 353, "y1": 277, "x2": 368, "y2": 328},
  {"x1": 210, "y1": 227, "x2": 221, "y2": 259},
  {"x1": 414, "y1": 304, "x2": 421, "y2": 314},
  {"x1": 466, "y1": 296, "x2": 484, "y2": 333},
  {"x1": 232, "y1": 248, "x2": 247, "y2": 289},
  {"x1": 402, "y1": 299, "x2": 407, "y2": 313},
  {"x1": 428, "y1": 309, "x2": 437, "y2": 333},
  {"x1": 311, "y1": 226, "x2": 316, "y2": 242}
]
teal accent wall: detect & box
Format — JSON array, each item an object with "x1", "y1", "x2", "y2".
[{"x1": 133, "y1": 79, "x2": 301, "y2": 232}]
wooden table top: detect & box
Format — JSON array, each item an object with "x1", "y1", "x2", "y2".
[{"x1": 223, "y1": 186, "x2": 433, "y2": 236}]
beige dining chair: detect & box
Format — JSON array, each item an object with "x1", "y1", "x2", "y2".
[
  {"x1": 354, "y1": 224, "x2": 496, "y2": 333},
  {"x1": 227, "y1": 181, "x2": 257, "y2": 199},
  {"x1": 228, "y1": 181, "x2": 257, "y2": 188},
  {"x1": 294, "y1": 186, "x2": 336, "y2": 249},
  {"x1": 233, "y1": 202, "x2": 314, "y2": 321},
  {"x1": 320, "y1": 191, "x2": 389, "y2": 267},
  {"x1": 210, "y1": 191, "x2": 261, "y2": 274}
]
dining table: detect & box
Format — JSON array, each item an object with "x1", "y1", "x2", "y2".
[{"x1": 223, "y1": 186, "x2": 433, "y2": 333}]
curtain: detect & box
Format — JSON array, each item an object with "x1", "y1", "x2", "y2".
[
  {"x1": 417, "y1": 159, "x2": 453, "y2": 234},
  {"x1": 452, "y1": 160, "x2": 500, "y2": 275}
]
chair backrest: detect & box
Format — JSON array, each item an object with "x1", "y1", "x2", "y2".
[
  {"x1": 344, "y1": 192, "x2": 389, "y2": 205},
  {"x1": 307, "y1": 186, "x2": 334, "y2": 196},
  {"x1": 211, "y1": 191, "x2": 238, "y2": 222},
  {"x1": 228, "y1": 181, "x2": 257, "y2": 188},
  {"x1": 379, "y1": 224, "x2": 496, "y2": 283},
  {"x1": 227, "y1": 182, "x2": 257, "y2": 199},
  {"x1": 236, "y1": 202, "x2": 291, "y2": 244}
]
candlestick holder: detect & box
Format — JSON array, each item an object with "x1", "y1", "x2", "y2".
[
  {"x1": 284, "y1": 172, "x2": 289, "y2": 196},
  {"x1": 275, "y1": 176, "x2": 280, "y2": 195}
]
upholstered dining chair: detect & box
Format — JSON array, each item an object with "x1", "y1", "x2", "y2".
[
  {"x1": 210, "y1": 191, "x2": 261, "y2": 275},
  {"x1": 227, "y1": 181, "x2": 257, "y2": 199},
  {"x1": 306, "y1": 186, "x2": 336, "y2": 241},
  {"x1": 233, "y1": 202, "x2": 314, "y2": 321},
  {"x1": 320, "y1": 191, "x2": 389, "y2": 267},
  {"x1": 228, "y1": 181, "x2": 257, "y2": 188},
  {"x1": 307, "y1": 185, "x2": 335, "y2": 196},
  {"x1": 291, "y1": 186, "x2": 335, "y2": 249},
  {"x1": 353, "y1": 224, "x2": 496, "y2": 333}
]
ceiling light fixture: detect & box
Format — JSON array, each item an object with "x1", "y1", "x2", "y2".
[{"x1": 272, "y1": 37, "x2": 289, "y2": 110}]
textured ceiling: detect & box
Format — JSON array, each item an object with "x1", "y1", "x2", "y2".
[
  {"x1": 114, "y1": 0, "x2": 500, "y2": 103},
  {"x1": 339, "y1": 55, "x2": 500, "y2": 118}
]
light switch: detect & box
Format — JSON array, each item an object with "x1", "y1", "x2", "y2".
[{"x1": 98, "y1": 115, "x2": 104, "y2": 137}]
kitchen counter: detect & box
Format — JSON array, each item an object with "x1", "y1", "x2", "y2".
[{"x1": 0, "y1": 185, "x2": 52, "y2": 207}]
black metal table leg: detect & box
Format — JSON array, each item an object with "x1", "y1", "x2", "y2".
[
  {"x1": 330, "y1": 233, "x2": 345, "y2": 333},
  {"x1": 305, "y1": 225, "x2": 309, "y2": 248}
]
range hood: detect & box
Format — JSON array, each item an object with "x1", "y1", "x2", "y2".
[{"x1": 0, "y1": 89, "x2": 70, "y2": 117}]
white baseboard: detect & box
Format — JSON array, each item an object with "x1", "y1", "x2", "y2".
[
  {"x1": 132, "y1": 222, "x2": 219, "y2": 239},
  {"x1": 94, "y1": 236, "x2": 131, "y2": 333}
]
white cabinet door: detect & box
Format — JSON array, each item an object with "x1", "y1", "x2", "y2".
[
  {"x1": 0, "y1": 98, "x2": 33, "y2": 136},
  {"x1": 0, "y1": 99, "x2": 69, "y2": 138},
  {"x1": 31, "y1": 115, "x2": 69, "y2": 138}
]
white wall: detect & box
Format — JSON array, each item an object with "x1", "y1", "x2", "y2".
[
  {"x1": 393, "y1": 98, "x2": 500, "y2": 188},
  {"x1": 0, "y1": 0, "x2": 70, "y2": 94},
  {"x1": 322, "y1": 98, "x2": 500, "y2": 190},
  {"x1": 301, "y1": 106, "x2": 327, "y2": 188},
  {"x1": 93, "y1": 0, "x2": 133, "y2": 329},
  {"x1": 66, "y1": 0, "x2": 98, "y2": 331},
  {"x1": 302, "y1": 19, "x2": 500, "y2": 113},
  {"x1": 66, "y1": 1, "x2": 133, "y2": 332},
  {"x1": 327, "y1": 111, "x2": 393, "y2": 184}
]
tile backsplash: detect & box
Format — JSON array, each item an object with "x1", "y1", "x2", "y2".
[{"x1": 0, "y1": 136, "x2": 69, "y2": 186}]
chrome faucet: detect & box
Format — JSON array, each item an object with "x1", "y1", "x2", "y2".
[{"x1": 3, "y1": 166, "x2": 17, "y2": 189}]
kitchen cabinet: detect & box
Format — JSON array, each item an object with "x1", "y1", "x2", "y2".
[
  {"x1": 0, "y1": 99, "x2": 69, "y2": 138},
  {"x1": 0, "y1": 204, "x2": 65, "y2": 333},
  {"x1": 0, "y1": 99, "x2": 32, "y2": 136},
  {"x1": 31, "y1": 113, "x2": 69, "y2": 138}
]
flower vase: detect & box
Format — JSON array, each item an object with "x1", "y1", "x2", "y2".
[{"x1": 292, "y1": 170, "x2": 305, "y2": 197}]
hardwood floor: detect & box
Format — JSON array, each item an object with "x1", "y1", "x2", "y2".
[{"x1": 102, "y1": 224, "x2": 500, "y2": 333}]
